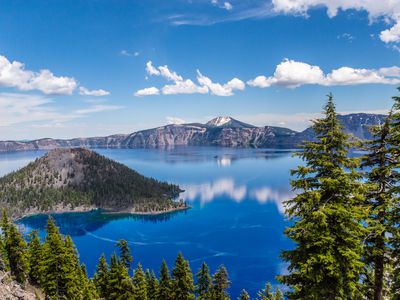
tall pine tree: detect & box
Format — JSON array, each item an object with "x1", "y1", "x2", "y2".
[
  {"x1": 278, "y1": 94, "x2": 366, "y2": 299},
  {"x1": 195, "y1": 262, "x2": 212, "y2": 299},
  {"x1": 172, "y1": 252, "x2": 195, "y2": 300}
]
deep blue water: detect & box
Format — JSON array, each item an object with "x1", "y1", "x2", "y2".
[{"x1": 0, "y1": 147, "x2": 300, "y2": 298}]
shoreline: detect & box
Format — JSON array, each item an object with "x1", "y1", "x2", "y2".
[{"x1": 15, "y1": 204, "x2": 191, "y2": 221}]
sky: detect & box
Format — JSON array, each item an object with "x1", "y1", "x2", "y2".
[{"x1": 1, "y1": 0, "x2": 400, "y2": 140}]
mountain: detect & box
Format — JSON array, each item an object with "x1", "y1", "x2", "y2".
[
  {"x1": 0, "y1": 113, "x2": 387, "y2": 152},
  {"x1": 0, "y1": 148, "x2": 184, "y2": 218}
]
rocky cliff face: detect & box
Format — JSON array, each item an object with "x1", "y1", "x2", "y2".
[
  {"x1": 0, "y1": 271, "x2": 39, "y2": 300},
  {"x1": 0, "y1": 114, "x2": 387, "y2": 152}
]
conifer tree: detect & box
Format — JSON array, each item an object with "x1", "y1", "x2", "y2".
[
  {"x1": 63, "y1": 235, "x2": 82, "y2": 299},
  {"x1": 257, "y1": 282, "x2": 274, "y2": 299},
  {"x1": 5, "y1": 223, "x2": 28, "y2": 284},
  {"x1": 361, "y1": 113, "x2": 397, "y2": 300},
  {"x1": 158, "y1": 259, "x2": 173, "y2": 300},
  {"x1": 133, "y1": 263, "x2": 148, "y2": 300},
  {"x1": 116, "y1": 239, "x2": 133, "y2": 271},
  {"x1": 196, "y1": 261, "x2": 212, "y2": 299},
  {"x1": 171, "y1": 252, "x2": 195, "y2": 300},
  {"x1": 211, "y1": 265, "x2": 230, "y2": 300},
  {"x1": 278, "y1": 94, "x2": 366, "y2": 299},
  {"x1": 107, "y1": 253, "x2": 134, "y2": 300},
  {"x1": 27, "y1": 230, "x2": 42, "y2": 285},
  {"x1": 238, "y1": 289, "x2": 250, "y2": 300},
  {"x1": 93, "y1": 253, "x2": 109, "y2": 298},
  {"x1": 146, "y1": 269, "x2": 159, "y2": 300}
]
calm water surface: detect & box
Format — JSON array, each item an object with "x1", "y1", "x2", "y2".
[{"x1": 1, "y1": 147, "x2": 300, "y2": 297}]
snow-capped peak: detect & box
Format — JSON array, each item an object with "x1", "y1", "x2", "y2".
[{"x1": 207, "y1": 116, "x2": 233, "y2": 127}]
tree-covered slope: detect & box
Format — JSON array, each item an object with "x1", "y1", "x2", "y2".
[{"x1": 0, "y1": 148, "x2": 183, "y2": 218}]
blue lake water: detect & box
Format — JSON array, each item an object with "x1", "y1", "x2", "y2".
[{"x1": 0, "y1": 147, "x2": 300, "y2": 298}]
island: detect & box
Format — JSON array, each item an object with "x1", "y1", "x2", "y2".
[{"x1": 0, "y1": 148, "x2": 187, "y2": 219}]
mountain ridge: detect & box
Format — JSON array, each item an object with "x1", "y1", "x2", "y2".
[{"x1": 0, "y1": 113, "x2": 387, "y2": 152}]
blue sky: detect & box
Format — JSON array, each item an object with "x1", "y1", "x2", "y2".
[{"x1": 1, "y1": 0, "x2": 400, "y2": 139}]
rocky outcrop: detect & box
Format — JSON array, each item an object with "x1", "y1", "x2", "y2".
[
  {"x1": 0, "y1": 114, "x2": 387, "y2": 152},
  {"x1": 0, "y1": 271, "x2": 39, "y2": 300}
]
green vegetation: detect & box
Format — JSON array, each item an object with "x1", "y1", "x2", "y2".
[
  {"x1": 0, "y1": 211, "x2": 281, "y2": 299},
  {"x1": 279, "y1": 90, "x2": 400, "y2": 299},
  {"x1": 0, "y1": 148, "x2": 185, "y2": 218}
]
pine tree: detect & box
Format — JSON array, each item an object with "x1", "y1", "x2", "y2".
[
  {"x1": 171, "y1": 252, "x2": 195, "y2": 300},
  {"x1": 238, "y1": 289, "x2": 250, "y2": 300},
  {"x1": 159, "y1": 259, "x2": 173, "y2": 300},
  {"x1": 107, "y1": 253, "x2": 134, "y2": 300},
  {"x1": 274, "y1": 288, "x2": 284, "y2": 300},
  {"x1": 388, "y1": 88, "x2": 400, "y2": 299},
  {"x1": 116, "y1": 239, "x2": 133, "y2": 271},
  {"x1": 146, "y1": 269, "x2": 159, "y2": 300},
  {"x1": 93, "y1": 253, "x2": 109, "y2": 298},
  {"x1": 63, "y1": 235, "x2": 83, "y2": 299},
  {"x1": 133, "y1": 263, "x2": 148, "y2": 300},
  {"x1": 195, "y1": 261, "x2": 212, "y2": 299},
  {"x1": 211, "y1": 265, "x2": 230, "y2": 300},
  {"x1": 5, "y1": 223, "x2": 28, "y2": 284},
  {"x1": 361, "y1": 113, "x2": 397, "y2": 300},
  {"x1": 278, "y1": 94, "x2": 366, "y2": 299},
  {"x1": 27, "y1": 230, "x2": 42, "y2": 285},
  {"x1": 257, "y1": 282, "x2": 274, "y2": 299}
]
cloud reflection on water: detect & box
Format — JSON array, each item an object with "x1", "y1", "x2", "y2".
[{"x1": 182, "y1": 178, "x2": 294, "y2": 213}]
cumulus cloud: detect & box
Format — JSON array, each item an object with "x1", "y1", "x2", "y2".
[
  {"x1": 166, "y1": 116, "x2": 186, "y2": 124},
  {"x1": 271, "y1": 0, "x2": 400, "y2": 44},
  {"x1": 135, "y1": 61, "x2": 245, "y2": 97},
  {"x1": 248, "y1": 59, "x2": 400, "y2": 89},
  {"x1": 134, "y1": 86, "x2": 160, "y2": 96},
  {"x1": 0, "y1": 55, "x2": 77, "y2": 95},
  {"x1": 79, "y1": 87, "x2": 110, "y2": 97},
  {"x1": 197, "y1": 71, "x2": 245, "y2": 96}
]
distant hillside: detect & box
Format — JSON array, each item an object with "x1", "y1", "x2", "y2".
[
  {"x1": 0, "y1": 114, "x2": 387, "y2": 152},
  {"x1": 0, "y1": 148, "x2": 184, "y2": 218}
]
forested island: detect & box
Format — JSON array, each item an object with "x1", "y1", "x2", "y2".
[{"x1": 0, "y1": 148, "x2": 186, "y2": 219}]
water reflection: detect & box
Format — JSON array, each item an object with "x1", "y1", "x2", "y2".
[{"x1": 182, "y1": 178, "x2": 293, "y2": 213}]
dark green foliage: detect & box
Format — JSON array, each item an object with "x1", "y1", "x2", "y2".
[
  {"x1": 107, "y1": 253, "x2": 134, "y2": 300},
  {"x1": 196, "y1": 261, "x2": 212, "y2": 299},
  {"x1": 116, "y1": 239, "x2": 133, "y2": 271},
  {"x1": 211, "y1": 265, "x2": 230, "y2": 300},
  {"x1": 159, "y1": 259, "x2": 173, "y2": 300},
  {"x1": 0, "y1": 148, "x2": 184, "y2": 218},
  {"x1": 279, "y1": 95, "x2": 366, "y2": 299},
  {"x1": 5, "y1": 223, "x2": 28, "y2": 284},
  {"x1": 257, "y1": 282, "x2": 283, "y2": 300},
  {"x1": 93, "y1": 253, "x2": 109, "y2": 298},
  {"x1": 146, "y1": 269, "x2": 159, "y2": 300},
  {"x1": 172, "y1": 252, "x2": 195, "y2": 300},
  {"x1": 133, "y1": 263, "x2": 148, "y2": 300},
  {"x1": 27, "y1": 230, "x2": 42, "y2": 285}
]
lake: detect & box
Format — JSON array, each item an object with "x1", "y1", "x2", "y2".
[{"x1": 1, "y1": 147, "x2": 299, "y2": 298}]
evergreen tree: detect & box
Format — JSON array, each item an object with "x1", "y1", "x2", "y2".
[
  {"x1": 63, "y1": 235, "x2": 82, "y2": 299},
  {"x1": 116, "y1": 239, "x2": 133, "y2": 271},
  {"x1": 257, "y1": 282, "x2": 274, "y2": 299},
  {"x1": 107, "y1": 253, "x2": 134, "y2": 300},
  {"x1": 146, "y1": 269, "x2": 159, "y2": 300},
  {"x1": 132, "y1": 263, "x2": 148, "y2": 300},
  {"x1": 5, "y1": 223, "x2": 28, "y2": 284},
  {"x1": 158, "y1": 259, "x2": 173, "y2": 300},
  {"x1": 278, "y1": 94, "x2": 366, "y2": 299},
  {"x1": 361, "y1": 113, "x2": 397, "y2": 300},
  {"x1": 93, "y1": 253, "x2": 109, "y2": 298},
  {"x1": 238, "y1": 289, "x2": 250, "y2": 300},
  {"x1": 171, "y1": 252, "x2": 195, "y2": 300},
  {"x1": 27, "y1": 230, "x2": 42, "y2": 285},
  {"x1": 211, "y1": 265, "x2": 230, "y2": 300},
  {"x1": 196, "y1": 262, "x2": 212, "y2": 299}
]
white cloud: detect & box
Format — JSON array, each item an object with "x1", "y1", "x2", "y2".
[
  {"x1": 0, "y1": 55, "x2": 77, "y2": 95},
  {"x1": 224, "y1": 2, "x2": 233, "y2": 10},
  {"x1": 271, "y1": 0, "x2": 400, "y2": 44},
  {"x1": 79, "y1": 86, "x2": 110, "y2": 96},
  {"x1": 120, "y1": 50, "x2": 140, "y2": 57},
  {"x1": 75, "y1": 105, "x2": 123, "y2": 115},
  {"x1": 162, "y1": 79, "x2": 209, "y2": 95},
  {"x1": 197, "y1": 70, "x2": 245, "y2": 96},
  {"x1": 134, "y1": 86, "x2": 160, "y2": 96},
  {"x1": 166, "y1": 116, "x2": 186, "y2": 124},
  {"x1": 137, "y1": 61, "x2": 244, "y2": 97},
  {"x1": 248, "y1": 59, "x2": 400, "y2": 88}
]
